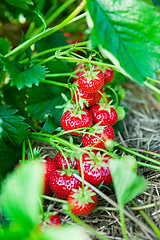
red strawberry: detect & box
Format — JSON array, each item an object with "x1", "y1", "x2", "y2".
[
  {"x1": 78, "y1": 151, "x2": 112, "y2": 186},
  {"x1": 90, "y1": 97, "x2": 118, "y2": 126},
  {"x1": 73, "y1": 86, "x2": 104, "y2": 107},
  {"x1": 78, "y1": 68, "x2": 104, "y2": 93},
  {"x1": 61, "y1": 107, "x2": 93, "y2": 135},
  {"x1": 43, "y1": 156, "x2": 58, "y2": 196},
  {"x1": 68, "y1": 186, "x2": 97, "y2": 215},
  {"x1": 50, "y1": 170, "x2": 82, "y2": 200},
  {"x1": 55, "y1": 152, "x2": 79, "y2": 170},
  {"x1": 73, "y1": 64, "x2": 86, "y2": 82},
  {"x1": 39, "y1": 213, "x2": 61, "y2": 231},
  {"x1": 103, "y1": 68, "x2": 114, "y2": 85},
  {"x1": 82, "y1": 123, "x2": 115, "y2": 149}
]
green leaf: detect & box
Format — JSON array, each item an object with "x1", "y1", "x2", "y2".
[
  {"x1": 1, "y1": 162, "x2": 44, "y2": 232},
  {"x1": 39, "y1": 226, "x2": 90, "y2": 240},
  {"x1": 0, "y1": 105, "x2": 29, "y2": 177},
  {"x1": 152, "y1": 0, "x2": 160, "y2": 5},
  {"x1": 0, "y1": 38, "x2": 11, "y2": 55},
  {"x1": 1, "y1": 58, "x2": 47, "y2": 90},
  {"x1": 4, "y1": 0, "x2": 33, "y2": 10},
  {"x1": 87, "y1": 0, "x2": 160, "y2": 85},
  {"x1": 26, "y1": 83, "x2": 70, "y2": 125},
  {"x1": 42, "y1": 115, "x2": 57, "y2": 133},
  {"x1": 109, "y1": 159, "x2": 147, "y2": 207}
]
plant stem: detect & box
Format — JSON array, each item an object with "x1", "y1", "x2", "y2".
[
  {"x1": 136, "y1": 161, "x2": 160, "y2": 170},
  {"x1": 130, "y1": 148, "x2": 160, "y2": 158},
  {"x1": 27, "y1": 137, "x2": 34, "y2": 159},
  {"x1": 41, "y1": 195, "x2": 67, "y2": 204},
  {"x1": 63, "y1": 204, "x2": 110, "y2": 240},
  {"x1": 46, "y1": 73, "x2": 76, "y2": 78},
  {"x1": 117, "y1": 144, "x2": 160, "y2": 167},
  {"x1": 131, "y1": 200, "x2": 160, "y2": 239},
  {"x1": 22, "y1": 140, "x2": 26, "y2": 162},
  {"x1": 119, "y1": 205, "x2": 129, "y2": 240},
  {"x1": 31, "y1": 0, "x2": 76, "y2": 37},
  {"x1": 20, "y1": 41, "x2": 89, "y2": 64},
  {"x1": 144, "y1": 81, "x2": 160, "y2": 95},
  {"x1": 39, "y1": 79, "x2": 69, "y2": 88},
  {"x1": 5, "y1": 0, "x2": 87, "y2": 58}
]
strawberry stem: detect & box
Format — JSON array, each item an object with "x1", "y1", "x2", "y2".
[
  {"x1": 79, "y1": 153, "x2": 84, "y2": 195},
  {"x1": 40, "y1": 79, "x2": 69, "y2": 88},
  {"x1": 27, "y1": 137, "x2": 34, "y2": 159},
  {"x1": 131, "y1": 200, "x2": 160, "y2": 239},
  {"x1": 119, "y1": 205, "x2": 129, "y2": 240},
  {"x1": 104, "y1": 86, "x2": 119, "y2": 106},
  {"x1": 41, "y1": 195, "x2": 67, "y2": 204},
  {"x1": 21, "y1": 140, "x2": 26, "y2": 164},
  {"x1": 63, "y1": 204, "x2": 110, "y2": 240},
  {"x1": 117, "y1": 144, "x2": 160, "y2": 168}
]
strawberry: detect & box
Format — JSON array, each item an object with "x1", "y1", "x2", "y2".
[
  {"x1": 78, "y1": 151, "x2": 112, "y2": 186},
  {"x1": 73, "y1": 86, "x2": 104, "y2": 107},
  {"x1": 78, "y1": 68, "x2": 104, "y2": 93},
  {"x1": 82, "y1": 123, "x2": 115, "y2": 149},
  {"x1": 68, "y1": 186, "x2": 97, "y2": 215},
  {"x1": 49, "y1": 169, "x2": 82, "y2": 200},
  {"x1": 39, "y1": 213, "x2": 61, "y2": 231},
  {"x1": 43, "y1": 156, "x2": 58, "y2": 196},
  {"x1": 55, "y1": 152, "x2": 79, "y2": 170},
  {"x1": 90, "y1": 97, "x2": 118, "y2": 126},
  {"x1": 103, "y1": 68, "x2": 114, "y2": 85},
  {"x1": 61, "y1": 106, "x2": 93, "y2": 135}
]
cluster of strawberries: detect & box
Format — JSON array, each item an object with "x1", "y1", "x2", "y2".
[
  {"x1": 18, "y1": 65, "x2": 125, "y2": 227},
  {"x1": 48, "y1": 64, "x2": 120, "y2": 215}
]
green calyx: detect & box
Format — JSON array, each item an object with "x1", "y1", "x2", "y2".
[
  {"x1": 58, "y1": 168, "x2": 79, "y2": 177},
  {"x1": 82, "y1": 68, "x2": 100, "y2": 83},
  {"x1": 85, "y1": 151, "x2": 110, "y2": 170},
  {"x1": 71, "y1": 186, "x2": 96, "y2": 207}
]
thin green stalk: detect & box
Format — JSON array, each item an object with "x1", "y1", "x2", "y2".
[
  {"x1": 118, "y1": 144, "x2": 160, "y2": 167},
  {"x1": 136, "y1": 161, "x2": 160, "y2": 170},
  {"x1": 27, "y1": 137, "x2": 34, "y2": 159},
  {"x1": 39, "y1": 79, "x2": 69, "y2": 88},
  {"x1": 79, "y1": 153, "x2": 84, "y2": 193},
  {"x1": 21, "y1": 140, "x2": 26, "y2": 164},
  {"x1": 146, "y1": 77, "x2": 160, "y2": 84},
  {"x1": 5, "y1": 0, "x2": 87, "y2": 58},
  {"x1": 144, "y1": 81, "x2": 160, "y2": 95},
  {"x1": 130, "y1": 148, "x2": 160, "y2": 158},
  {"x1": 32, "y1": 0, "x2": 76, "y2": 37},
  {"x1": 20, "y1": 41, "x2": 89, "y2": 64},
  {"x1": 46, "y1": 73, "x2": 76, "y2": 78},
  {"x1": 131, "y1": 201, "x2": 160, "y2": 211},
  {"x1": 119, "y1": 205, "x2": 129, "y2": 240},
  {"x1": 41, "y1": 195, "x2": 67, "y2": 204},
  {"x1": 63, "y1": 204, "x2": 110, "y2": 240},
  {"x1": 131, "y1": 200, "x2": 160, "y2": 239}
]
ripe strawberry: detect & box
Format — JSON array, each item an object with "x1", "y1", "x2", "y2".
[
  {"x1": 68, "y1": 186, "x2": 97, "y2": 215},
  {"x1": 79, "y1": 151, "x2": 112, "y2": 186},
  {"x1": 90, "y1": 97, "x2": 118, "y2": 126},
  {"x1": 82, "y1": 123, "x2": 115, "y2": 149},
  {"x1": 61, "y1": 107, "x2": 93, "y2": 135},
  {"x1": 73, "y1": 64, "x2": 86, "y2": 82},
  {"x1": 103, "y1": 68, "x2": 114, "y2": 85},
  {"x1": 50, "y1": 170, "x2": 82, "y2": 200},
  {"x1": 43, "y1": 156, "x2": 58, "y2": 196},
  {"x1": 73, "y1": 86, "x2": 104, "y2": 107},
  {"x1": 55, "y1": 152, "x2": 79, "y2": 170},
  {"x1": 78, "y1": 68, "x2": 104, "y2": 93},
  {"x1": 39, "y1": 213, "x2": 61, "y2": 231}
]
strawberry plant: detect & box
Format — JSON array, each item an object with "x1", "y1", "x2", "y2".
[{"x1": 0, "y1": 0, "x2": 160, "y2": 239}]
